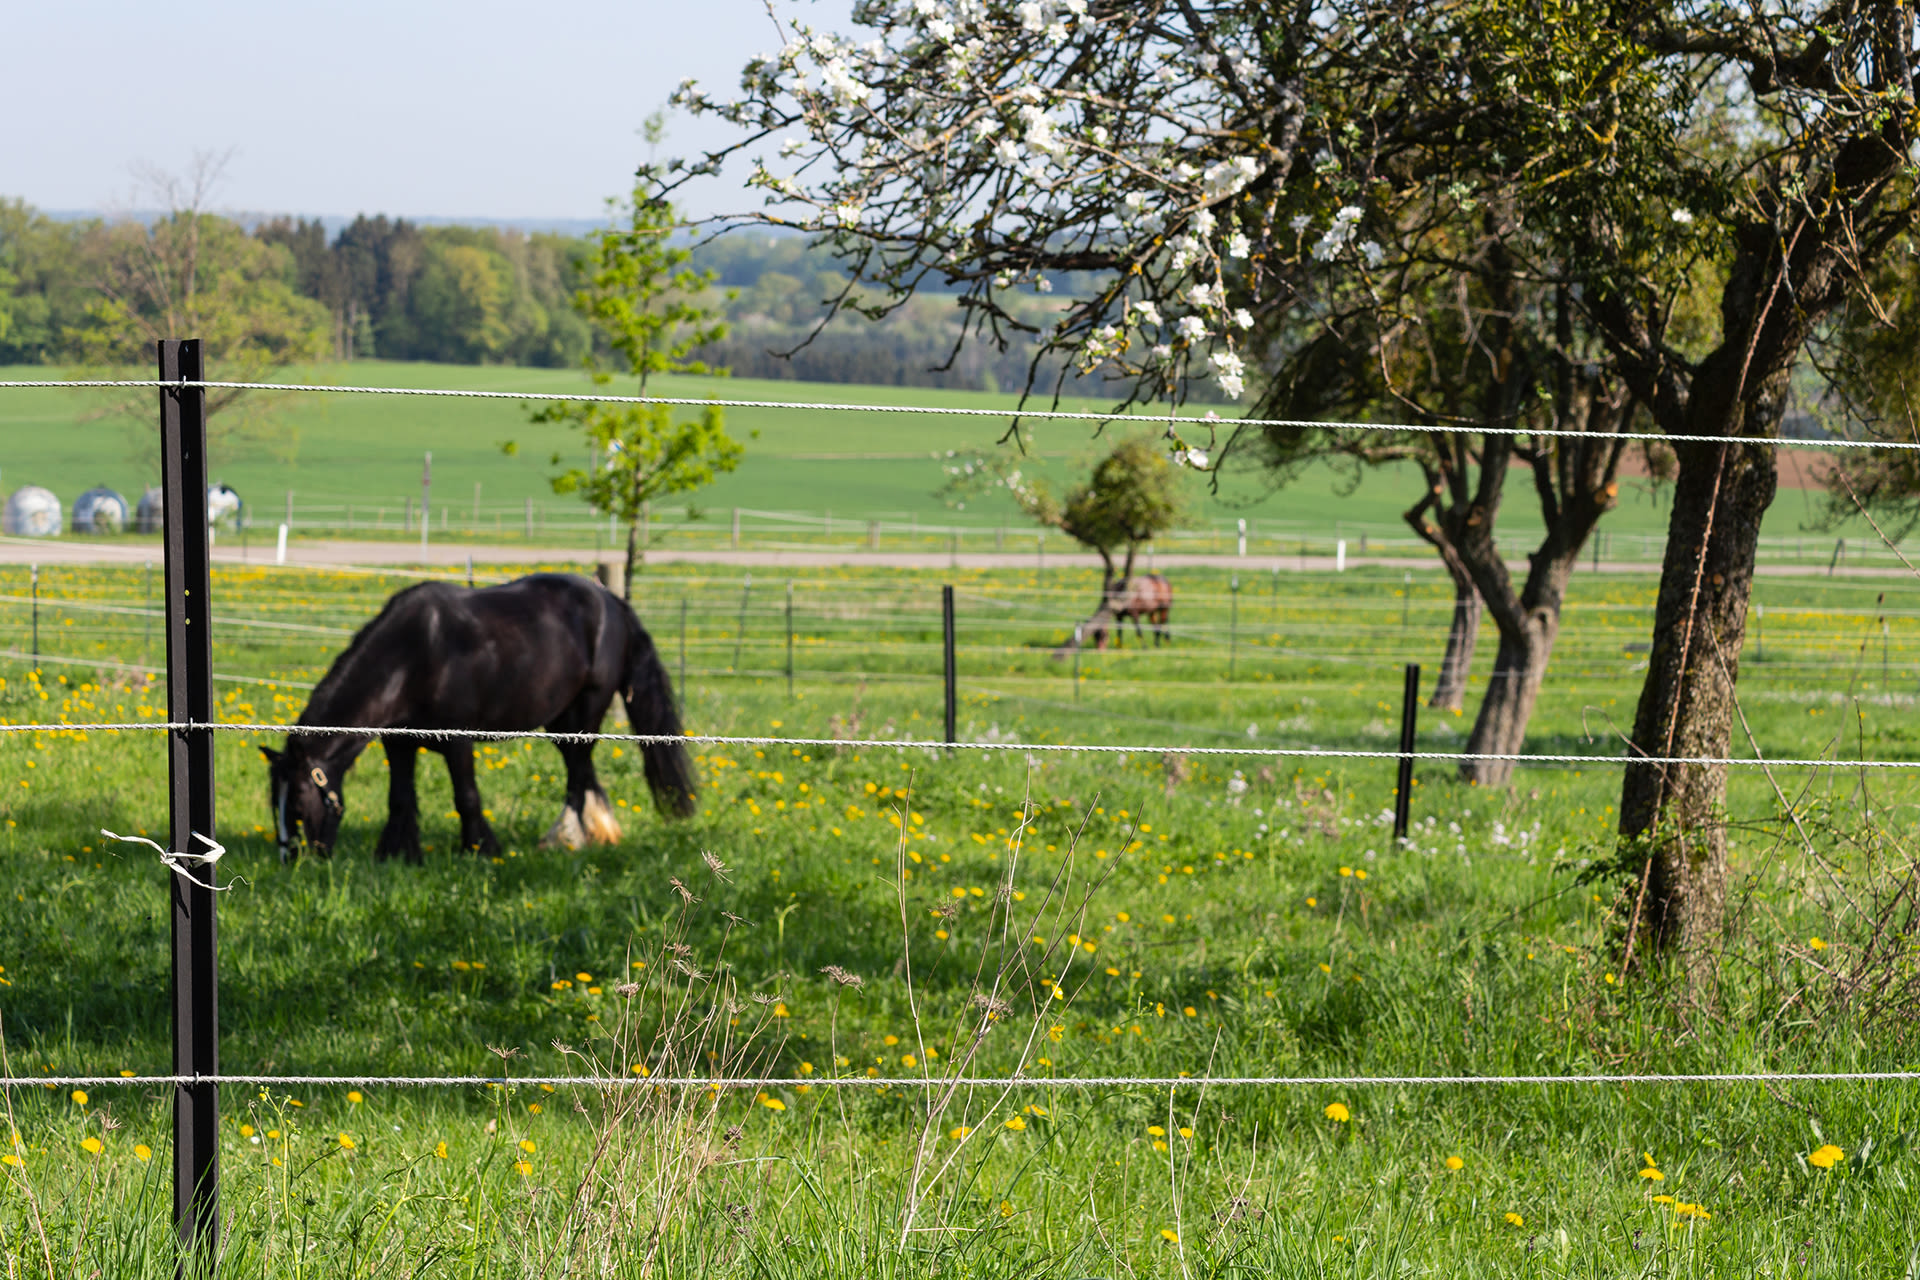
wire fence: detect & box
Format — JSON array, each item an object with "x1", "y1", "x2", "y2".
[{"x1": 0, "y1": 368, "x2": 1912, "y2": 1204}]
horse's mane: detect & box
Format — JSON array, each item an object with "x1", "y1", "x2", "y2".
[{"x1": 296, "y1": 582, "x2": 443, "y2": 738}]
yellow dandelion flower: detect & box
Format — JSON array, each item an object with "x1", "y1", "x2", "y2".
[
  {"x1": 1147, "y1": 1125, "x2": 1166, "y2": 1137},
  {"x1": 1004, "y1": 1116, "x2": 1027, "y2": 1131},
  {"x1": 1652, "y1": 1195, "x2": 1675, "y2": 1204},
  {"x1": 1675, "y1": 1202, "x2": 1711, "y2": 1220},
  {"x1": 1445, "y1": 1156, "x2": 1464, "y2": 1171},
  {"x1": 528, "y1": 1103, "x2": 542, "y2": 1114},
  {"x1": 1, "y1": 1154, "x2": 20, "y2": 1168},
  {"x1": 1639, "y1": 1167, "x2": 1665, "y2": 1180},
  {"x1": 1178, "y1": 1126, "x2": 1193, "y2": 1139},
  {"x1": 347, "y1": 1091, "x2": 363, "y2": 1104},
  {"x1": 1324, "y1": 1103, "x2": 1350, "y2": 1122},
  {"x1": 761, "y1": 1096, "x2": 787, "y2": 1112},
  {"x1": 1339, "y1": 866, "x2": 1353, "y2": 877},
  {"x1": 70, "y1": 1090, "x2": 88, "y2": 1106},
  {"x1": 1318, "y1": 963, "x2": 1332, "y2": 974},
  {"x1": 1809, "y1": 937, "x2": 1827, "y2": 951},
  {"x1": 999, "y1": 1200, "x2": 1013, "y2": 1218},
  {"x1": 1808, "y1": 1143, "x2": 1844, "y2": 1169},
  {"x1": 434, "y1": 1142, "x2": 449, "y2": 1159},
  {"x1": 337, "y1": 1134, "x2": 356, "y2": 1151},
  {"x1": 949, "y1": 1126, "x2": 972, "y2": 1140},
  {"x1": 1504, "y1": 1212, "x2": 1524, "y2": 1227},
  {"x1": 513, "y1": 1160, "x2": 532, "y2": 1176},
  {"x1": 519, "y1": 1139, "x2": 537, "y2": 1154},
  {"x1": 133, "y1": 1145, "x2": 152, "y2": 1162},
  {"x1": 239, "y1": 1124, "x2": 254, "y2": 1139},
  {"x1": 1160, "y1": 1228, "x2": 1179, "y2": 1243},
  {"x1": 80, "y1": 1137, "x2": 103, "y2": 1155}
]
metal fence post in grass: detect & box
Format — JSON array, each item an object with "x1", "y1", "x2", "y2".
[
  {"x1": 1393, "y1": 662, "x2": 1420, "y2": 840},
  {"x1": 942, "y1": 585, "x2": 957, "y2": 746},
  {"x1": 1072, "y1": 624, "x2": 1082, "y2": 702},
  {"x1": 145, "y1": 560, "x2": 153, "y2": 667},
  {"x1": 159, "y1": 338, "x2": 220, "y2": 1272},
  {"x1": 785, "y1": 581, "x2": 795, "y2": 700},
  {"x1": 733, "y1": 575, "x2": 752, "y2": 671},
  {"x1": 29, "y1": 563, "x2": 38, "y2": 669},
  {"x1": 1228, "y1": 574, "x2": 1239, "y2": 681}
]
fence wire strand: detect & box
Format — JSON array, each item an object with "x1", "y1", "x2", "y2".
[
  {"x1": 6, "y1": 1070, "x2": 1918, "y2": 1090},
  {"x1": 0, "y1": 719, "x2": 1904, "y2": 770},
  {"x1": 4, "y1": 378, "x2": 1917, "y2": 451}
]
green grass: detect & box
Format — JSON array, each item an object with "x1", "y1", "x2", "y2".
[
  {"x1": 0, "y1": 559, "x2": 1914, "y2": 1275},
  {"x1": 0, "y1": 360, "x2": 1871, "y2": 556}
]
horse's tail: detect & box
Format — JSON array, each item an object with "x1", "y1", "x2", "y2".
[{"x1": 620, "y1": 605, "x2": 698, "y2": 819}]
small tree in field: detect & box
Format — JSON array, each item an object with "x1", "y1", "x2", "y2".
[
  {"x1": 522, "y1": 165, "x2": 743, "y2": 600},
  {"x1": 948, "y1": 435, "x2": 1184, "y2": 597}
]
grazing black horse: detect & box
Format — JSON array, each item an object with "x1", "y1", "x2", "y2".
[{"x1": 261, "y1": 573, "x2": 695, "y2": 863}]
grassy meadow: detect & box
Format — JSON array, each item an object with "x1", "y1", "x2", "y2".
[
  {"x1": 0, "y1": 361, "x2": 1870, "y2": 560},
  {"x1": 0, "y1": 558, "x2": 1912, "y2": 1275}
]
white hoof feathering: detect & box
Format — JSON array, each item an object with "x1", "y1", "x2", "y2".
[
  {"x1": 582, "y1": 791, "x2": 624, "y2": 845},
  {"x1": 541, "y1": 804, "x2": 587, "y2": 851}
]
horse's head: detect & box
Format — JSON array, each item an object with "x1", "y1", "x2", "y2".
[{"x1": 261, "y1": 741, "x2": 345, "y2": 861}]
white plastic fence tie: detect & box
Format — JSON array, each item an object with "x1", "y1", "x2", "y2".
[
  {"x1": 101, "y1": 828, "x2": 232, "y2": 890},
  {"x1": 0, "y1": 720, "x2": 1907, "y2": 771},
  {"x1": 5, "y1": 1071, "x2": 1919, "y2": 1089},
  {"x1": 2, "y1": 379, "x2": 1916, "y2": 452}
]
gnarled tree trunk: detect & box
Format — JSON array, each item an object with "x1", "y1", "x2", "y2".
[
  {"x1": 1460, "y1": 561, "x2": 1573, "y2": 787},
  {"x1": 1619, "y1": 437, "x2": 1777, "y2": 961},
  {"x1": 1406, "y1": 500, "x2": 1481, "y2": 713}
]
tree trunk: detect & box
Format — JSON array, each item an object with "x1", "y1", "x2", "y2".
[
  {"x1": 1431, "y1": 566, "x2": 1481, "y2": 714},
  {"x1": 1459, "y1": 560, "x2": 1573, "y2": 787},
  {"x1": 1619, "y1": 439, "x2": 1777, "y2": 961}
]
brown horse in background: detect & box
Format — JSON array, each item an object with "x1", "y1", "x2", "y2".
[{"x1": 1105, "y1": 573, "x2": 1173, "y2": 647}]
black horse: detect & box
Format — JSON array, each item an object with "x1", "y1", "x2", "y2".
[{"x1": 261, "y1": 573, "x2": 695, "y2": 863}]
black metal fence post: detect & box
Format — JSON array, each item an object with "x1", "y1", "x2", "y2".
[
  {"x1": 785, "y1": 581, "x2": 795, "y2": 700},
  {"x1": 29, "y1": 563, "x2": 38, "y2": 668},
  {"x1": 1227, "y1": 575, "x2": 1239, "y2": 681},
  {"x1": 159, "y1": 338, "x2": 219, "y2": 1272},
  {"x1": 942, "y1": 585, "x2": 957, "y2": 746},
  {"x1": 1393, "y1": 662, "x2": 1420, "y2": 841}
]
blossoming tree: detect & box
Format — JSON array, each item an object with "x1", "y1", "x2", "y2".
[{"x1": 677, "y1": 0, "x2": 1920, "y2": 969}]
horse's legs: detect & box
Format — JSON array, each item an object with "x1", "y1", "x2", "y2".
[
  {"x1": 440, "y1": 741, "x2": 500, "y2": 855},
  {"x1": 375, "y1": 738, "x2": 423, "y2": 864},
  {"x1": 1154, "y1": 606, "x2": 1170, "y2": 646},
  {"x1": 540, "y1": 693, "x2": 624, "y2": 850}
]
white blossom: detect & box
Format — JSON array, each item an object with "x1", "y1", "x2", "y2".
[
  {"x1": 1175, "y1": 447, "x2": 1210, "y2": 468},
  {"x1": 833, "y1": 201, "x2": 865, "y2": 227},
  {"x1": 1036, "y1": 277, "x2": 1053, "y2": 293},
  {"x1": 1671, "y1": 208, "x2": 1695, "y2": 224},
  {"x1": 994, "y1": 138, "x2": 1021, "y2": 165},
  {"x1": 1151, "y1": 343, "x2": 1173, "y2": 360},
  {"x1": 1360, "y1": 240, "x2": 1385, "y2": 266},
  {"x1": 1090, "y1": 124, "x2": 1109, "y2": 145},
  {"x1": 1193, "y1": 208, "x2": 1217, "y2": 235},
  {"x1": 1017, "y1": 0, "x2": 1050, "y2": 32},
  {"x1": 1312, "y1": 206, "x2": 1364, "y2": 261},
  {"x1": 1210, "y1": 350, "x2": 1246, "y2": 400},
  {"x1": 1228, "y1": 232, "x2": 1251, "y2": 258},
  {"x1": 1133, "y1": 300, "x2": 1163, "y2": 326},
  {"x1": 1289, "y1": 214, "x2": 1311, "y2": 234},
  {"x1": 929, "y1": 18, "x2": 955, "y2": 40},
  {"x1": 973, "y1": 116, "x2": 1002, "y2": 137},
  {"x1": 1232, "y1": 308, "x2": 1254, "y2": 330},
  {"x1": 779, "y1": 137, "x2": 805, "y2": 157},
  {"x1": 821, "y1": 58, "x2": 871, "y2": 104},
  {"x1": 1177, "y1": 315, "x2": 1208, "y2": 341},
  {"x1": 1201, "y1": 156, "x2": 1260, "y2": 199}
]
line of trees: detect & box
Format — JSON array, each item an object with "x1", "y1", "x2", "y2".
[{"x1": 0, "y1": 194, "x2": 1094, "y2": 391}]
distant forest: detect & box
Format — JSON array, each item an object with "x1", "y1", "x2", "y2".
[{"x1": 0, "y1": 198, "x2": 1097, "y2": 394}]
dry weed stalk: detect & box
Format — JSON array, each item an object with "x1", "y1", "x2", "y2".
[
  {"x1": 549, "y1": 859, "x2": 785, "y2": 1278},
  {"x1": 887, "y1": 765, "x2": 1126, "y2": 1243}
]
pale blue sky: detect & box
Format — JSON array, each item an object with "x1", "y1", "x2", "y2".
[{"x1": 6, "y1": 0, "x2": 850, "y2": 222}]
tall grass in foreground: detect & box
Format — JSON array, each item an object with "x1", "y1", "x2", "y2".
[{"x1": 0, "y1": 564, "x2": 1918, "y2": 1274}]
